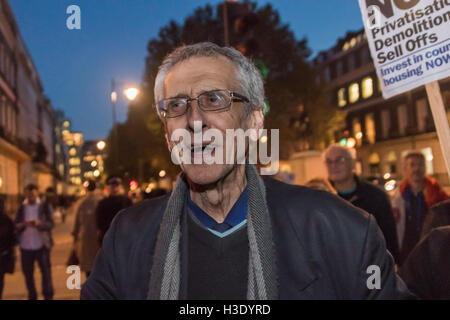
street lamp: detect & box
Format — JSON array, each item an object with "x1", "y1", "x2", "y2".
[
  {"x1": 110, "y1": 78, "x2": 140, "y2": 168},
  {"x1": 97, "y1": 140, "x2": 106, "y2": 151}
]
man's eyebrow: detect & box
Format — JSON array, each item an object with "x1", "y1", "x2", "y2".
[{"x1": 167, "y1": 93, "x2": 190, "y2": 99}]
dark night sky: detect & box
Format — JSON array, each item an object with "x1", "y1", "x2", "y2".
[{"x1": 9, "y1": 0, "x2": 363, "y2": 141}]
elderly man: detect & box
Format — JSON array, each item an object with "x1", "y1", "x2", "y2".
[
  {"x1": 323, "y1": 145, "x2": 399, "y2": 263},
  {"x1": 81, "y1": 42, "x2": 411, "y2": 300},
  {"x1": 392, "y1": 151, "x2": 448, "y2": 265}
]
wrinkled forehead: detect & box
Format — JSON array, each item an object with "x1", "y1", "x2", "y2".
[
  {"x1": 325, "y1": 147, "x2": 349, "y2": 159},
  {"x1": 162, "y1": 56, "x2": 240, "y2": 98},
  {"x1": 405, "y1": 155, "x2": 425, "y2": 165}
]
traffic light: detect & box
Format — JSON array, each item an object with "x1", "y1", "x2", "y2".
[{"x1": 225, "y1": 2, "x2": 259, "y2": 57}]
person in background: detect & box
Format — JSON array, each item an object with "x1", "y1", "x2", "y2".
[
  {"x1": 399, "y1": 226, "x2": 450, "y2": 299},
  {"x1": 324, "y1": 144, "x2": 400, "y2": 263},
  {"x1": 72, "y1": 180, "x2": 103, "y2": 277},
  {"x1": 391, "y1": 151, "x2": 448, "y2": 265},
  {"x1": 305, "y1": 177, "x2": 337, "y2": 194},
  {"x1": 95, "y1": 177, "x2": 132, "y2": 246},
  {"x1": 420, "y1": 199, "x2": 450, "y2": 240},
  {"x1": 14, "y1": 184, "x2": 54, "y2": 300},
  {"x1": 0, "y1": 198, "x2": 15, "y2": 299}
]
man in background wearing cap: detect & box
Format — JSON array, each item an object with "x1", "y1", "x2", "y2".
[{"x1": 95, "y1": 177, "x2": 132, "y2": 246}]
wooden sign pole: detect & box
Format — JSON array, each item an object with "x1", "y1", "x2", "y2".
[{"x1": 425, "y1": 80, "x2": 450, "y2": 181}]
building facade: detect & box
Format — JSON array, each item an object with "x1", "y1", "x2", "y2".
[
  {"x1": 81, "y1": 140, "x2": 106, "y2": 185},
  {"x1": 314, "y1": 29, "x2": 450, "y2": 187},
  {"x1": 0, "y1": 0, "x2": 57, "y2": 215},
  {"x1": 62, "y1": 127, "x2": 84, "y2": 190}
]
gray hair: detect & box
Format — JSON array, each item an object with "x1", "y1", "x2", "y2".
[
  {"x1": 403, "y1": 150, "x2": 425, "y2": 164},
  {"x1": 154, "y1": 42, "x2": 266, "y2": 116},
  {"x1": 322, "y1": 144, "x2": 355, "y2": 161}
]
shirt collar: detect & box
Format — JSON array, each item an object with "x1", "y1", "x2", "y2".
[
  {"x1": 23, "y1": 197, "x2": 41, "y2": 205},
  {"x1": 187, "y1": 187, "x2": 248, "y2": 229}
]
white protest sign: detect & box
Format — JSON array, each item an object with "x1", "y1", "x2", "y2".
[{"x1": 358, "y1": 0, "x2": 450, "y2": 99}]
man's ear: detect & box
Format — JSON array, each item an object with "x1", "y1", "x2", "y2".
[
  {"x1": 165, "y1": 132, "x2": 172, "y2": 152},
  {"x1": 252, "y1": 109, "x2": 264, "y2": 130}
]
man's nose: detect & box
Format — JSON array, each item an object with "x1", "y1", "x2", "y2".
[{"x1": 187, "y1": 100, "x2": 206, "y2": 132}]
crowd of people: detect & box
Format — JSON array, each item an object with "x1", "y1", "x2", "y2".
[
  {"x1": 0, "y1": 177, "x2": 167, "y2": 300},
  {"x1": 306, "y1": 145, "x2": 449, "y2": 299}
]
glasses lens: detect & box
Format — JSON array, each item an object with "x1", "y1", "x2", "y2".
[
  {"x1": 164, "y1": 98, "x2": 187, "y2": 117},
  {"x1": 199, "y1": 91, "x2": 229, "y2": 110}
]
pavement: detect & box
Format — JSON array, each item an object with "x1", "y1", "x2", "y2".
[{"x1": 2, "y1": 208, "x2": 86, "y2": 300}]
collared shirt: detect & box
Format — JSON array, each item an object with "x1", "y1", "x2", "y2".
[
  {"x1": 187, "y1": 187, "x2": 247, "y2": 237},
  {"x1": 20, "y1": 198, "x2": 43, "y2": 250}
]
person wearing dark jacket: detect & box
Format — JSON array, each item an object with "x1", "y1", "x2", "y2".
[
  {"x1": 399, "y1": 226, "x2": 450, "y2": 299},
  {"x1": 420, "y1": 199, "x2": 450, "y2": 239},
  {"x1": 324, "y1": 145, "x2": 400, "y2": 263},
  {"x1": 14, "y1": 184, "x2": 54, "y2": 300},
  {"x1": 0, "y1": 199, "x2": 15, "y2": 300},
  {"x1": 82, "y1": 42, "x2": 412, "y2": 300},
  {"x1": 96, "y1": 177, "x2": 132, "y2": 245}
]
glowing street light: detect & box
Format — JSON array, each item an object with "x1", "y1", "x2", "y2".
[
  {"x1": 97, "y1": 140, "x2": 106, "y2": 150},
  {"x1": 159, "y1": 170, "x2": 166, "y2": 178},
  {"x1": 124, "y1": 87, "x2": 140, "y2": 101},
  {"x1": 346, "y1": 137, "x2": 356, "y2": 148}
]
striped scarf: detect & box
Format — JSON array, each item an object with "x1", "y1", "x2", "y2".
[{"x1": 147, "y1": 164, "x2": 278, "y2": 300}]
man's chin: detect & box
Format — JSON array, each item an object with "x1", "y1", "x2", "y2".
[{"x1": 182, "y1": 163, "x2": 232, "y2": 186}]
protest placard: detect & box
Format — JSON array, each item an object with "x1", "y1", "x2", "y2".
[{"x1": 358, "y1": 0, "x2": 450, "y2": 179}]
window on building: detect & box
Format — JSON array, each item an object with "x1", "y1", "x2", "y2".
[
  {"x1": 377, "y1": 77, "x2": 383, "y2": 93},
  {"x1": 348, "y1": 54, "x2": 355, "y2": 71},
  {"x1": 324, "y1": 67, "x2": 331, "y2": 83},
  {"x1": 69, "y1": 167, "x2": 80, "y2": 175},
  {"x1": 336, "y1": 60, "x2": 343, "y2": 76},
  {"x1": 69, "y1": 147, "x2": 77, "y2": 156},
  {"x1": 365, "y1": 113, "x2": 376, "y2": 144},
  {"x1": 338, "y1": 88, "x2": 346, "y2": 107},
  {"x1": 362, "y1": 47, "x2": 372, "y2": 64},
  {"x1": 58, "y1": 164, "x2": 65, "y2": 177},
  {"x1": 69, "y1": 157, "x2": 80, "y2": 165},
  {"x1": 398, "y1": 104, "x2": 408, "y2": 135},
  {"x1": 348, "y1": 82, "x2": 360, "y2": 103},
  {"x1": 416, "y1": 98, "x2": 428, "y2": 132},
  {"x1": 352, "y1": 118, "x2": 363, "y2": 147},
  {"x1": 362, "y1": 76, "x2": 373, "y2": 99},
  {"x1": 381, "y1": 109, "x2": 391, "y2": 139},
  {"x1": 421, "y1": 147, "x2": 434, "y2": 175},
  {"x1": 369, "y1": 152, "x2": 381, "y2": 176},
  {"x1": 387, "y1": 151, "x2": 397, "y2": 174}
]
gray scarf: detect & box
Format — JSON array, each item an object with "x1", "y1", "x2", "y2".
[{"x1": 147, "y1": 164, "x2": 278, "y2": 300}]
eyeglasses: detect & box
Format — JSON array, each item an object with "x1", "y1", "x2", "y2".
[
  {"x1": 325, "y1": 156, "x2": 349, "y2": 166},
  {"x1": 156, "y1": 89, "x2": 249, "y2": 118}
]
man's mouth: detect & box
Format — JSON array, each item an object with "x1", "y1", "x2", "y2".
[{"x1": 190, "y1": 142, "x2": 217, "y2": 156}]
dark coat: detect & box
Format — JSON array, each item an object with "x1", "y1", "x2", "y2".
[
  {"x1": 420, "y1": 199, "x2": 450, "y2": 239},
  {"x1": 0, "y1": 213, "x2": 15, "y2": 274},
  {"x1": 81, "y1": 178, "x2": 412, "y2": 300},
  {"x1": 14, "y1": 201, "x2": 54, "y2": 250},
  {"x1": 336, "y1": 176, "x2": 400, "y2": 263},
  {"x1": 399, "y1": 226, "x2": 450, "y2": 299},
  {"x1": 95, "y1": 195, "x2": 132, "y2": 245}
]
